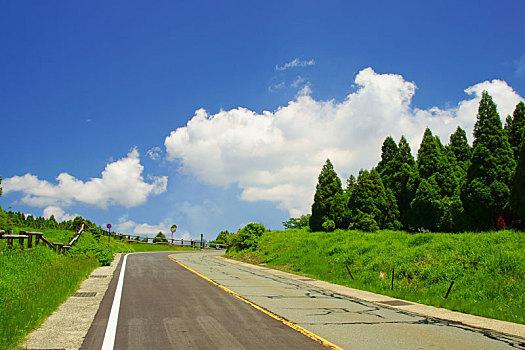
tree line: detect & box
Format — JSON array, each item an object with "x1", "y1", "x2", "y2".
[{"x1": 309, "y1": 92, "x2": 525, "y2": 232}]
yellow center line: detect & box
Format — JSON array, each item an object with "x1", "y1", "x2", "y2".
[{"x1": 168, "y1": 254, "x2": 343, "y2": 350}]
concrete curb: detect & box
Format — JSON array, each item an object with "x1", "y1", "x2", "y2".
[
  {"x1": 21, "y1": 254, "x2": 123, "y2": 350},
  {"x1": 218, "y1": 256, "x2": 525, "y2": 339}
]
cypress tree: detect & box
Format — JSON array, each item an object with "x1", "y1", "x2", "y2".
[
  {"x1": 309, "y1": 159, "x2": 346, "y2": 232},
  {"x1": 396, "y1": 136, "x2": 419, "y2": 228},
  {"x1": 504, "y1": 101, "x2": 525, "y2": 161},
  {"x1": 417, "y1": 128, "x2": 441, "y2": 180},
  {"x1": 348, "y1": 169, "x2": 400, "y2": 231},
  {"x1": 448, "y1": 126, "x2": 471, "y2": 173},
  {"x1": 409, "y1": 176, "x2": 442, "y2": 232},
  {"x1": 376, "y1": 136, "x2": 399, "y2": 179},
  {"x1": 510, "y1": 130, "x2": 525, "y2": 228},
  {"x1": 462, "y1": 91, "x2": 515, "y2": 230}
]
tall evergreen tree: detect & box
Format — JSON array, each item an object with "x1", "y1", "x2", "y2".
[
  {"x1": 376, "y1": 136, "x2": 399, "y2": 177},
  {"x1": 396, "y1": 136, "x2": 419, "y2": 228},
  {"x1": 448, "y1": 126, "x2": 471, "y2": 173},
  {"x1": 409, "y1": 176, "x2": 442, "y2": 232},
  {"x1": 510, "y1": 130, "x2": 525, "y2": 228},
  {"x1": 347, "y1": 169, "x2": 400, "y2": 231},
  {"x1": 504, "y1": 101, "x2": 525, "y2": 161},
  {"x1": 417, "y1": 128, "x2": 442, "y2": 180},
  {"x1": 376, "y1": 136, "x2": 418, "y2": 229},
  {"x1": 309, "y1": 159, "x2": 347, "y2": 232},
  {"x1": 462, "y1": 91, "x2": 515, "y2": 230}
]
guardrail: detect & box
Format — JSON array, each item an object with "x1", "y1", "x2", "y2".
[{"x1": 0, "y1": 224, "x2": 88, "y2": 253}]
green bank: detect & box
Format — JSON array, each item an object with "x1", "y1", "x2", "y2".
[{"x1": 226, "y1": 228, "x2": 524, "y2": 325}]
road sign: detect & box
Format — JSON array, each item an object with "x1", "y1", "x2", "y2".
[
  {"x1": 107, "y1": 224, "x2": 112, "y2": 229},
  {"x1": 170, "y1": 224, "x2": 177, "y2": 233}
]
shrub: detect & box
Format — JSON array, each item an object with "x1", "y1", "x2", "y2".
[{"x1": 227, "y1": 223, "x2": 267, "y2": 252}]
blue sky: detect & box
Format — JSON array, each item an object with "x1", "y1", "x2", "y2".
[{"x1": 1, "y1": 1, "x2": 524, "y2": 240}]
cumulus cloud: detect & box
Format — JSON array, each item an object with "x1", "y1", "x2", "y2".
[
  {"x1": 42, "y1": 206, "x2": 79, "y2": 222},
  {"x1": 165, "y1": 67, "x2": 524, "y2": 216},
  {"x1": 115, "y1": 219, "x2": 168, "y2": 235},
  {"x1": 276, "y1": 58, "x2": 315, "y2": 71},
  {"x1": 3, "y1": 148, "x2": 167, "y2": 209}
]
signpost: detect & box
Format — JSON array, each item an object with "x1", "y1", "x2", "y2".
[
  {"x1": 170, "y1": 224, "x2": 177, "y2": 247},
  {"x1": 106, "y1": 224, "x2": 112, "y2": 246}
]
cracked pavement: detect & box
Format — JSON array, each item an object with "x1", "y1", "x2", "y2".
[{"x1": 174, "y1": 251, "x2": 525, "y2": 350}]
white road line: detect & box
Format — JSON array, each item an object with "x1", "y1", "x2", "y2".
[{"x1": 101, "y1": 252, "x2": 129, "y2": 350}]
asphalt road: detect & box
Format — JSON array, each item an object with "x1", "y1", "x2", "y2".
[
  {"x1": 81, "y1": 251, "x2": 525, "y2": 350},
  {"x1": 80, "y1": 252, "x2": 327, "y2": 349}
]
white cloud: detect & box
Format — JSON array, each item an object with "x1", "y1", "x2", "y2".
[
  {"x1": 165, "y1": 67, "x2": 524, "y2": 216},
  {"x1": 146, "y1": 146, "x2": 162, "y2": 160},
  {"x1": 276, "y1": 58, "x2": 315, "y2": 71},
  {"x1": 42, "y1": 206, "x2": 79, "y2": 222},
  {"x1": 3, "y1": 148, "x2": 167, "y2": 209},
  {"x1": 291, "y1": 76, "x2": 306, "y2": 88}
]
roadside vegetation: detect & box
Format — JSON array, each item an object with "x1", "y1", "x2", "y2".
[
  {"x1": 225, "y1": 228, "x2": 524, "y2": 325},
  {"x1": 219, "y1": 94, "x2": 525, "y2": 325}
]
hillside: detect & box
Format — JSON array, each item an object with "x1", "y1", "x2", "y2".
[{"x1": 226, "y1": 228, "x2": 525, "y2": 325}]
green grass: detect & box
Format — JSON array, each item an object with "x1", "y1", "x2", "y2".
[
  {"x1": 0, "y1": 245, "x2": 98, "y2": 349},
  {"x1": 226, "y1": 229, "x2": 525, "y2": 324},
  {"x1": 0, "y1": 228, "x2": 200, "y2": 349}
]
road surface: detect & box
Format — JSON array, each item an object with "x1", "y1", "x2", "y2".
[
  {"x1": 81, "y1": 251, "x2": 525, "y2": 349},
  {"x1": 81, "y1": 252, "x2": 327, "y2": 349}
]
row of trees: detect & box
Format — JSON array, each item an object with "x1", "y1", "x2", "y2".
[
  {"x1": 309, "y1": 92, "x2": 525, "y2": 232},
  {"x1": 0, "y1": 207, "x2": 99, "y2": 233}
]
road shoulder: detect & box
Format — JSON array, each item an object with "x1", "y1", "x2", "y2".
[
  {"x1": 21, "y1": 254, "x2": 123, "y2": 350},
  {"x1": 217, "y1": 255, "x2": 525, "y2": 339}
]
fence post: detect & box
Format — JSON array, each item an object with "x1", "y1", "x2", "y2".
[
  {"x1": 391, "y1": 267, "x2": 395, "y2": 290},
  {"x1": 26, "y1": 232, "x2": 33, "y2": 249},
  {"x1": 445, "y1": 280, "x2": 454, "y2": 299}
]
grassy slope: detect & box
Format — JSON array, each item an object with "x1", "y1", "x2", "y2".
[
  {"x1": 0, "y1": 228, "x2": 196, "y2": 350},
  {"x1": 226, "y1": 229, "x2": 524, "y2": 324}
]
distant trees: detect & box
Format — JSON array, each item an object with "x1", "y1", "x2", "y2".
[
  {"x1": 303, "y1": 91, "x2": 524, "y2": 233},
  {"x1": 282, "y1": 214, "x2": 311, "y2": 230},
  {"x1": 153, "y1": 231, "x2": 168, "y2": 243}
]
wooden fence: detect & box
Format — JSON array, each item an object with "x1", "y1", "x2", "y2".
[
  {"x1": 0, "y1": 224, "x2": 88, "y2": 253},
  {"x1": 0, "y1": 224, "x2": 227, "y2": 251}
]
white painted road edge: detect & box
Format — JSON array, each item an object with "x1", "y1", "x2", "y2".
[{"x1": 101, "y1": 252, "x2": 129, "y2": 350}]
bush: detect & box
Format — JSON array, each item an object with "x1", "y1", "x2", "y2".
[{"x1": 227, "y1": 223, "x2": 268, "y2": 252}]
